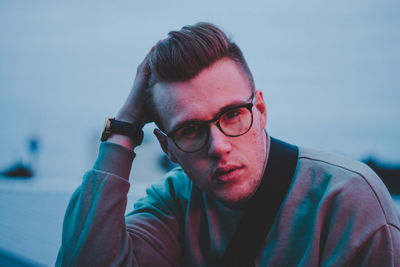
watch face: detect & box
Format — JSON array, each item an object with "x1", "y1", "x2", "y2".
[
  {"x1": 100, "y1": 117, "x2": 113, "y2": 141},
  {"x1": 101, "y1": 130, "x2": 111, "y2": 141}
]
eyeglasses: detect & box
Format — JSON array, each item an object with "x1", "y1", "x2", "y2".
[{"x1": 159, "y1": 94, "x2": 255, "y2": 153}]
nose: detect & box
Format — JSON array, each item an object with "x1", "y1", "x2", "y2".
[{"x1": 207, "y1": 123, "x2": 232, "y2": 157}]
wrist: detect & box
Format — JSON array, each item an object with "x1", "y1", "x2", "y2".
[
  {"x1": 101, "y1": 117, "x2": 144, "y2": 148},
  {"x1": 107, "y1": 134, "x2": 135, "y2": 150}
]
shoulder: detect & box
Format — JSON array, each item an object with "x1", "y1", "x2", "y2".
[
  {"x1": 298, "y1": 146, "x2": 376, "y2": 180},
  {"x1": 293, "y1": 146, "x2": 400, "y2": 227},
  {"x1": 297, "y1": 146, "x2": 389, "y2": 197}
]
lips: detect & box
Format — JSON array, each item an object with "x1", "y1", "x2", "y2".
[{"x1": 212, "y1": 165, "x2": 243, "y2": 183}]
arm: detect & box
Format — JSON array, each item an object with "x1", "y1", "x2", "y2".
[
  {"x1": 56, "y1": 48, "x2": 182, "y2": 266},
  {"x1": 108, "y1": 46, "x2": 155, "y2": 150},
  {"x1": 318, "y1": 167, "x2": 400, "y2": 267},
  {"x1": 56, "y1": 142, "x2": 135, "y2": 266},
  {"x1": 351, "y1": 223, "x2": 400, "y2": 266}
]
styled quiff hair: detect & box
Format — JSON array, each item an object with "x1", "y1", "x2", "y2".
[{"x1": 146, "y1": 22, "x2": 255, "y2": 126}]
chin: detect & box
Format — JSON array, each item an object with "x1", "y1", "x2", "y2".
[{"x1": 212, "y1": 186, "x2": 255, "y2": 206}]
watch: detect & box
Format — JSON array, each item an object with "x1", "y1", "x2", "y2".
[{"x1": 101, "y1": 117, "x2": 144, "y2": 147}]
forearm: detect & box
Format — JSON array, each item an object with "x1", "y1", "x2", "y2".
[
  {"x1": 56, "y1": 142, "x2": 137, "y2": 266},
  {"x1": 56, "y1": 45, "x2": 163, "y2": 265}
]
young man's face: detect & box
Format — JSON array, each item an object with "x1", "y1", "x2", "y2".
[{"x1": 153, "y1": 58, "x2": 268, "y2": 205}]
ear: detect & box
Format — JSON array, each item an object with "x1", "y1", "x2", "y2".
[
  {"x1": 254, "y1": 90, "x2": 267, "y2": 129},
  {"x1": 153, "y1": 129, "x2": 179, "y2": 163}
]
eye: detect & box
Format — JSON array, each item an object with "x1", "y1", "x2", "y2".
[
  {"x1": 224, "y1": 109, "x2": 241, "y2": 119},
  {"x1": 175, "y1": 124, "x2": 201, "y2": 139},
  {"x1": 221, "y1": 107, "x2": 245, "y2": 122}
]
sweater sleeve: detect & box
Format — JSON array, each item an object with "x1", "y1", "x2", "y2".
[
  {"x1": 351, "y1": 223, "x2": 400, "y2": 266},
  {"x1": 56, "y1": 142, "x2": 183, "y2": 266}
]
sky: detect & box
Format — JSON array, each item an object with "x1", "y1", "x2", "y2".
[{"x1": 1, "y1": 0, "x2": 400, "y2": 180}]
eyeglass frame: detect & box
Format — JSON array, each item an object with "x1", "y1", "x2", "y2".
[{"x1": 158, "y1": 93, "x2": 256, "y2": 153}]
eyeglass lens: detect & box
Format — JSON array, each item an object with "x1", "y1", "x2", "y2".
[{"x1": 173, "y1": 105, "x2": 252, "y2": 152}]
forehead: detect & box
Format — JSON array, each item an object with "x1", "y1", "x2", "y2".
[{"x1": 153, "y1": 58, "x2": 253, "y2": 131}]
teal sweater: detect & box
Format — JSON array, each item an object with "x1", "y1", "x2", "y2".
[{"x1": 57, "y1": 141, "x2": 400, "y2": 266}]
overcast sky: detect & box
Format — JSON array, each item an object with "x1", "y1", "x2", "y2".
[{"x1": 1, "y1": 0, "x2": 399, "y2": 178}]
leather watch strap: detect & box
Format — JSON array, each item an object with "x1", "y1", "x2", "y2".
[{"x1": 101, "y1": 117, "x2": 144, "y2": 147}]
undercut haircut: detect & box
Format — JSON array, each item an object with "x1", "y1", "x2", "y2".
[{"x1": 145, "y1": 22, "x2": 255, "y2": 127}]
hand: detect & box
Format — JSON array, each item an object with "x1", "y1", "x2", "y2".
[{"x1": 116, "y1": 47, "x2": 155, "y2": 125}]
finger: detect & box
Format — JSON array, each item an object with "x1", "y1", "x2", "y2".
[{"x1": 137, "y1": 46, "x2": 156, "y2": 75}]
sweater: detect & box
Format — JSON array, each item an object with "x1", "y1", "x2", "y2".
[{"x1": 57, "y1": 140, "x2": 400, "y2": 266}]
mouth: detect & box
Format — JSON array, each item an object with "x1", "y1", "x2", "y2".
[{"x1": 212, "y1": 165, "x2": 244, "y2": 184}]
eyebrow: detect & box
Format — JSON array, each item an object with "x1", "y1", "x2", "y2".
[{"x1": 170, "y1": 95, "x2": 254, "y2": 133}]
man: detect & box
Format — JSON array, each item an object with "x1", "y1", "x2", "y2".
[{"x1": 57, "y1": 23, "x2": 400, "y2": 266}]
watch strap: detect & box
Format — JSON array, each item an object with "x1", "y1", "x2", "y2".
[{"x1": 101, "y1": 118, "x2": 144, "y2": 147}]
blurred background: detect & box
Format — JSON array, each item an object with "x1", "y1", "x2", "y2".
[{"x1": 1, "y1": 0, "x2": 399, "y2": 265}]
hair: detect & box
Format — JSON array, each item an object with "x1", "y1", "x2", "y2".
[{"x1": 145, "y1": 22, "x2": 255, "y2": 128}]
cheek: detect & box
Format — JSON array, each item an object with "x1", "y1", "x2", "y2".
[
  {"x1": 180, "y1": 159, "x2": 211, "y2": 190},
  {"x1": 247, "y1": 122, "x2": 264, "y2": 145},
  {"x1": 176, "y1": 154, "x2": 209, "y2": 177},
  {"x1": 239, "y1": 122, "x2": 266, "y2": 160}
]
